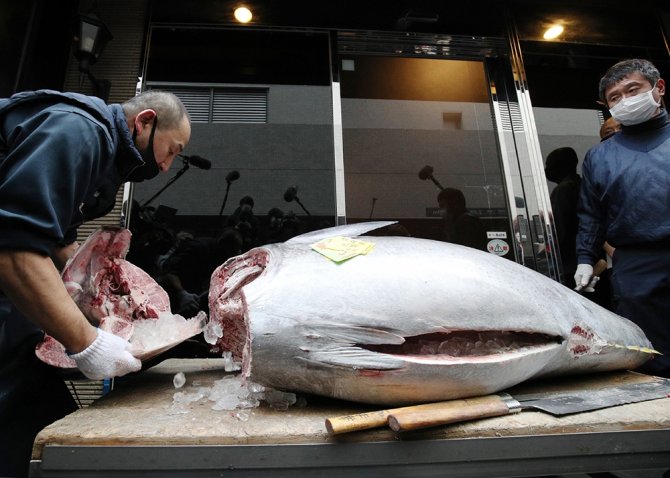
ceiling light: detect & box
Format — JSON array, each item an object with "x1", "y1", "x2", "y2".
[
  {"x1": 234, "y1": 7, "x2": 253, "y2": 23},
  {"x1": 543, "y1": 25, "x2": 564, "y2": 40}
]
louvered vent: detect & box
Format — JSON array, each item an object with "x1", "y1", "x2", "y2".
[
  {"x1": 166, "y1": 88, "x2": 212, "y2": 123},
  {"x1": 148, "y1": 85, "x2": 268, "y2": 124},
  {"x1": 500, "y1": 101, "x2": 522, "y2": 132},
  {"x1": 213, "y1": 89, "x2": 267, "y2": 123},
  {"x1": 76, "y1": 200, "x2": 124, "y2": 241}
]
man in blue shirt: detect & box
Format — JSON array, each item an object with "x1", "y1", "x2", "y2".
[
  {"x1": 575, "y1": 59, "x2": 670, "y2": 378},
  {"x1": 0, "y1": 89, "x2": 191, "y2": 476}
]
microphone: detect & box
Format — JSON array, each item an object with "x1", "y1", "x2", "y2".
[
  {"x1": 369, "y1": 197, "x2": 378, "y2": 220},
  {"x1": 181, "y1": 154, "x2": 212, "y2": 170},
  {"x1": 219, "y1": 171, "x2": 240, "y2": 218},
  {"x1": 418, "y1": 165, "x2": 433, "y2": 180},
  {"x1": 418, "y1": 164, "x2": 444, "y2": 190},
  {"x1": 283, "y1": 186, "x2": 311, "y2": 216},
  {"x1": 283, "y1": 186, "x2": 298, "y2": 202},
  {"x1": 226, "y1": 170, "x2": 240, "y2": 184}
]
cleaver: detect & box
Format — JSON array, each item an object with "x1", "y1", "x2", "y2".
[{"x1": 325, "y1": 375, "x2": 670, "y2": 434}]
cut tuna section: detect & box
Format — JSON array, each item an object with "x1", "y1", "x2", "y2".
[
  {"x1": 36, "y1": 227, "x2": 205, "y2": 369},
  {"x1": 62, "y1": 227, "x2": 170, "y2": 322}
]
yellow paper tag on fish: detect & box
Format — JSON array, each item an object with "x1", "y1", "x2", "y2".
[{"x1": 310, "y1": 236, "x2": 375, "y2": 263}]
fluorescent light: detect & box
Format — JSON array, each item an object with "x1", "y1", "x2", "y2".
[
  {"x1": 234, "y1": 7, "x2": 253, "y2": 23},
  {"x1": 543, "y1": 25, "x2": 564, "y2": 40}
]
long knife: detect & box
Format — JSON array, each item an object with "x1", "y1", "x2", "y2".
[{"x1": 325, "y1": 376, "x2": 670, "y2": 435}]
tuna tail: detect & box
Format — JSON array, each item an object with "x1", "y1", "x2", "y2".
[{"x1": 286, "y1": 221, "x2": 398, "y2": 244}]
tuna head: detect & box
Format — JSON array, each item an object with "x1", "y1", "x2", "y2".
[{"x1": 208, "y1": 222, "x2": 655, "y2": 406}]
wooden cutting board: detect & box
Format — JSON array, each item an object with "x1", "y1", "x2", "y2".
[{"x1": 32, "y1": 358, "x2": 670, "y2": 459}]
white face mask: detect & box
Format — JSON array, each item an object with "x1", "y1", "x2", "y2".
[{"x1": 609, "y1": 84, "x2": 661, "y2": 126}]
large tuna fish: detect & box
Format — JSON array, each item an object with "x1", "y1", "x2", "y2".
[
  {"x1": 36, "y1": 227, "x2": 205, "y2": 369},
  {"x1": 208, "y1": 222, "x2": 655, "y2": 406}
]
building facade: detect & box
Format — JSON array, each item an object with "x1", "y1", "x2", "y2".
[{"x1": 4, "y1": 0, "x2": 670, "y2": 283}]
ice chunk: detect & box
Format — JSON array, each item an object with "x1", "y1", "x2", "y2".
[
  {"x1": 173, "y1": 372, "x2": 186, "y2": 389},
  {"x1": 235, "y1": 411, "x2": 250, "y2": 421},
  {"x1": 263, "y1": 389, "x2": 297, "y2": 411},
  {"x1": 173, "y1": 388, "x2": 208, "y2": 405},
  {"x1": 212, "y1": 394, "x2": 240, "y2": 411},
  {"x1": 169, "y1": 374, "x2": 298, "y2": 414},
  {"x1": 222, "y1": 351, "x2": 241, "y2": 372},
  {"x1": 204, "y1": 321, "x2": 223, "y2": 345},
  {"x1": 129, "y1": 311, "x2": 206, "y2": 358}
]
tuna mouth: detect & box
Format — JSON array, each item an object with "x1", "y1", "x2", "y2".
[{"x1": 361, "y1": 331, "x2": 563, "y2": 360}]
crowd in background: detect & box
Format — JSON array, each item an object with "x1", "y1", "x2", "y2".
[{"x1": 126, "y1": 196, "x2": 325, "y2": 317}]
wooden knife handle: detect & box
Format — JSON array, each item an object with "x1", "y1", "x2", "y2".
[
  {"x1": 387, "y1": 395, "x2": 513, "y2": 432},
  {"x1": 326, "y1": 409, "x2": 394, "y2": 435},
  {"x1": 326, "y1": 403, "x2": 444, "y2": 434},
  {"x1": 325, "y1": 395, "x2": 516, "y2": 434},
  {"x1": 325, "y1": 397, "x2": 499, "y2": 434}
]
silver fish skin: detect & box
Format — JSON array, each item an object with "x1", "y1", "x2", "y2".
[{"x1": 208, "y1": 222, "x2": 655, "y2": 406}]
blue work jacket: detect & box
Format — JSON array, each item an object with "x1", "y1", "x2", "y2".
[
  {"x1": 0, "y1": 90, "x2": 144, "y2": 254},
  {"x1": 576, "y1": 111, "x2": 670, "y2": 264}
]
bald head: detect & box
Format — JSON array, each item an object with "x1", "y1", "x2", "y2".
[
  {"x1": 123, "y1": 90, "x2": 192, "y2": 174},
  {"x1": 122, "y1": 90, "x2": 190, "y2": 131}
]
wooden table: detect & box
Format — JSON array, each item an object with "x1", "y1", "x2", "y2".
[{"x1": 30, "y1": 359, "x2": 670, "y2": 477}]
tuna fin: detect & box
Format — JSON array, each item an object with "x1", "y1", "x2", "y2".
[
  {"x1": 298, "y1": 346, "x2": 405, "y2": 370},
  {"x1": 286, "y1": 221, "x2": 397, "y2": 244},
  {"x1": 300, "y1": 323, "x2": 405, "y2": 345},
  {"x1": 296, "y1": 323, "x2": 407, "y2": 370}
]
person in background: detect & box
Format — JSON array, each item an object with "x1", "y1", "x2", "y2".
[
  {"x1": 544, "y1": 147, "x2": 581, "y2": 286},
  {"x1": 158, "y1": 226, "x2": 244, "y2": 316},
  {"x1": 226, "y1": 195, "x2": 261, "y2": 251},
  {"x1": 262, "y1": 207, "x2": 286, "y2": 244},
  {"x1": 437, "y1": 187, "x2": 487, "y2": 251},
  {"x1": 0, "y1": 89, "x2": 191, "y2": 476},
  {"x1": 599, "y1": 116, "x2": 621, "y2": 141},
  {"x1": 575, "y1": 58, "x2": 670, "y2": 378}
]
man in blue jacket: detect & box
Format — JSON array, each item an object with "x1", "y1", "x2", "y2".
[
  {"x1": 575, "y1": 58, "x2": 670, "y2": 378},
  {"x1": 0, "y1": 89, "x2": 191, "y2": 476}
]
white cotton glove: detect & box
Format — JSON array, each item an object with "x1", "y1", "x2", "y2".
[
  {"x1": 574, "y1": 263, "x2": 600, "y2": 293},
  {"x1": 70, "y1": 328, "x2": 142, "y2": 380}
]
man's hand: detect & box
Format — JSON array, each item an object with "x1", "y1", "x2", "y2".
[
  {"x1": 70, "y1": 329, "x2": 142, "y2": 380},
  {"x1": 574, "y1": 263, "x2": 600, "y2": 292}
]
